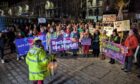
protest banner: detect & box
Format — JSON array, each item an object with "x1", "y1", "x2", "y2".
[
  {"x1": 15, "y1": 35, "x2": 48, "y2": 56},
  {"x1": 102, "y1": 14, "x2": 116, "y2": 36},
  {"x1": 114, "y1": 20, "x2": 130, "y2": 31},
  {"x1": 103, "y1": 26, "x2": 114, "y2": 37},
  {"x1": 103, "y1": 41, "x2": 128, "y2": 64},
  {"x1": 51, "y1": 37, "x2": 79, "y2": 52},
  {"x1": 103, "y1": 14, "x2": 116, "y2": 22},
  {"x1": 81, "y1": 38, "x2": 91, "y2": 45}
]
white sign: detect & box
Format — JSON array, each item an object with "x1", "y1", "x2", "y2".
[
  {"x1": 114, "y1": 20, "x2": 130, "y2": 31},
  {"x1": 103, "y1": 14, "x2": 116, "y2": 36},
  {"x1": 38, "y1": 18, "x2": 46, "y2": 23},
  {"x1": 104, "y1": 27, "x2": 114, "y2": 36},
  {"x1": 103, "y1": 14, "x2": 116, "y2": 22}
]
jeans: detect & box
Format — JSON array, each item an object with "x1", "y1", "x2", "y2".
[{"x1": 124, "y1": 56, "x2": 133, "y2": 71}]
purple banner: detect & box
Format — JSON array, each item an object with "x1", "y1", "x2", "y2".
[
  {"x1": 51, "y1": 37, "x2": 79, "y2": 52},
  {"x1": 15, "y1": 35, "x2": 48, "y2": 56},
  {"x1": 103, "y1": 41, "x2": 128, "y2": 64},
  {"x1": 81, "y1": 38, "x2": 91, "y2": 45}
]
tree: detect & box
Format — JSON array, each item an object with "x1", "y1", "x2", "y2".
[{"x1": 116, "y1": 0, "x2": 130, "y2": 20}]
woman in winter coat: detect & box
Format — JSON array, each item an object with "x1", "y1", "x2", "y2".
[
  {"x1": 92, "y1": 29, "x2": 100, "y2": 57},
  {"x1": 122, "y1": 28, "x2": 139, "y2": 72}
]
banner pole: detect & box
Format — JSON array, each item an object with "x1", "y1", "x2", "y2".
[{"x1": 120, "y1": 31, "x2": 124, "y2": 44}]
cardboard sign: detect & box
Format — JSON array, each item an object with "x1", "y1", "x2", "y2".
[
  {"x1": 114, "y1": 20, "x2": 130, "y2": 31},
  {"x1": 103, "y1": 14, "x2": 116, "y2": 36},
  {"x1": 103, "y1": 14, "x2": 116, "y2": 22}
]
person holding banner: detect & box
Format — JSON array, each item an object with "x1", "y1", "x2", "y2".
[
  {"x1": 100, "y1": 30, "x2": 108, "y2": 60},
  {"x1": 47, "y1": 27, "x2": 57, "y2": 54},
  {"x1": 26, "y1": 39, "x2": 53, "y2": 84},
  {"x1": 56, "y1": 25, "x2": 65, "y2": 56},
  {"x1": 70, "y1": 25, "x2": 79, "y2": 56},
  {"x1": 122, "y1": 28, "x2": 139, "y2": 73},
  {"x1": 109, "y1": 29, "x2": 120, "y2": 64},
  {"x1": 65, "y1": 25, "x2": 71, "y2": 37},
  {"x1": 61, "y1": 28, "x2": 70, "y2": 56},
  {"x1": 81, "y1": 31, "x2": 91, "y2": 57}
]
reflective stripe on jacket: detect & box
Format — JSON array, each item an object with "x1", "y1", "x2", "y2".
[{"x1": 26, "y1": 46, "x2": 51, "y2": 80}]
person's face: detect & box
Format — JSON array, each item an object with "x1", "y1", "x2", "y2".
[
  {"x1": 43, "y1": 27, "x2": 46, "y2": 30},
  {"x1": 26, "y1": 26, "x2": 28, "y2": 29},
  {"x1": 56, "y1": 26, "x2": 60, "y2": 31},
  {"x1": 73, "y1": 26, "x2": 77, "y2": 31},
  {"x1": 113, "y1": 32, "x2": 116, "y2": 36},
  {"x1": 129, "y1": 30, "x2": 134, "y2": 36},
  {"x1": 85, "y1": 29, "x2": 89, "y2": 33},
  {"x1": 34, "y1": 25, "x2": 36, "y2": 28},
  {"x1": 34, "y1": 27, "x2": 37, "y2": 31},
  {"x1": 29, "y1": 30, "x2": 33, "y2": 34},
  {"x1": 18, "y1": 33, "x2": 21, "y2": 36},
  {"x1": 80, "y1": 25, "x2": 83, "y2": 28},
  {"x1": 48, "y1": 24, "x2": 51, "y2": 28},
  {"x1": 85, "y1": 24, "x2": 88, "y2": 28},
  {"x1": 95, "y1": 30, "x2": 98, "y2": 35},
  {"x1": 33, "y1": 30, "x2": 37, "y2": 35},
  {"x1": 40, "y1": 28, "x2": 44, "y2": 32},
  {"x1": 50, "y1": 28, "x2": 54, "y2": 33},
  {"x1": 61, "y1": 30, "x2": 64, "y2": 34}
]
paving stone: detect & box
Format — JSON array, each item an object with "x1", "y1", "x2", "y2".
[
  {"x1": 11, "y1": 80, "x2": 18, "y2": 84},
  {"x1": 1, "y1": 50, "x2": 140, "y2": 84}
]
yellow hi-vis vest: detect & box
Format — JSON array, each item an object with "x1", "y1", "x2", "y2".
[{"x1": 26, "y1": 46, "x2": 51, "y2": 80}]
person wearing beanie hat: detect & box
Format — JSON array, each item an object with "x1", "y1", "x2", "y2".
[
  {"x1": 26, "y1": 39, "x2": 52, "y2": 84},
  {"x1": 122, "y1": 28, "x2": 139, "y2": 73}
]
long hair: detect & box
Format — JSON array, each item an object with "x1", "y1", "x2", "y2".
[{"x1": 113, "y1": 29, "x2": 119, "y2": 36}]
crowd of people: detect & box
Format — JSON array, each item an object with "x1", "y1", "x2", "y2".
[{"x1": 0, "y1": 21, "x2": 140, "y2": 84}]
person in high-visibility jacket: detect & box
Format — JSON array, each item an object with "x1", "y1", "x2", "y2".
[
  {"x1": 99, "y1": 30, "x2": 108, "y2": 60},
  {"x1": 26, "y1": 39, "x2": 53, "y2": 84}
]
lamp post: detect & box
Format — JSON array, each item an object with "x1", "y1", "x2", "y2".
[{"x1": 95, "y1": 0, "x2": 99, "y2": 22}]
